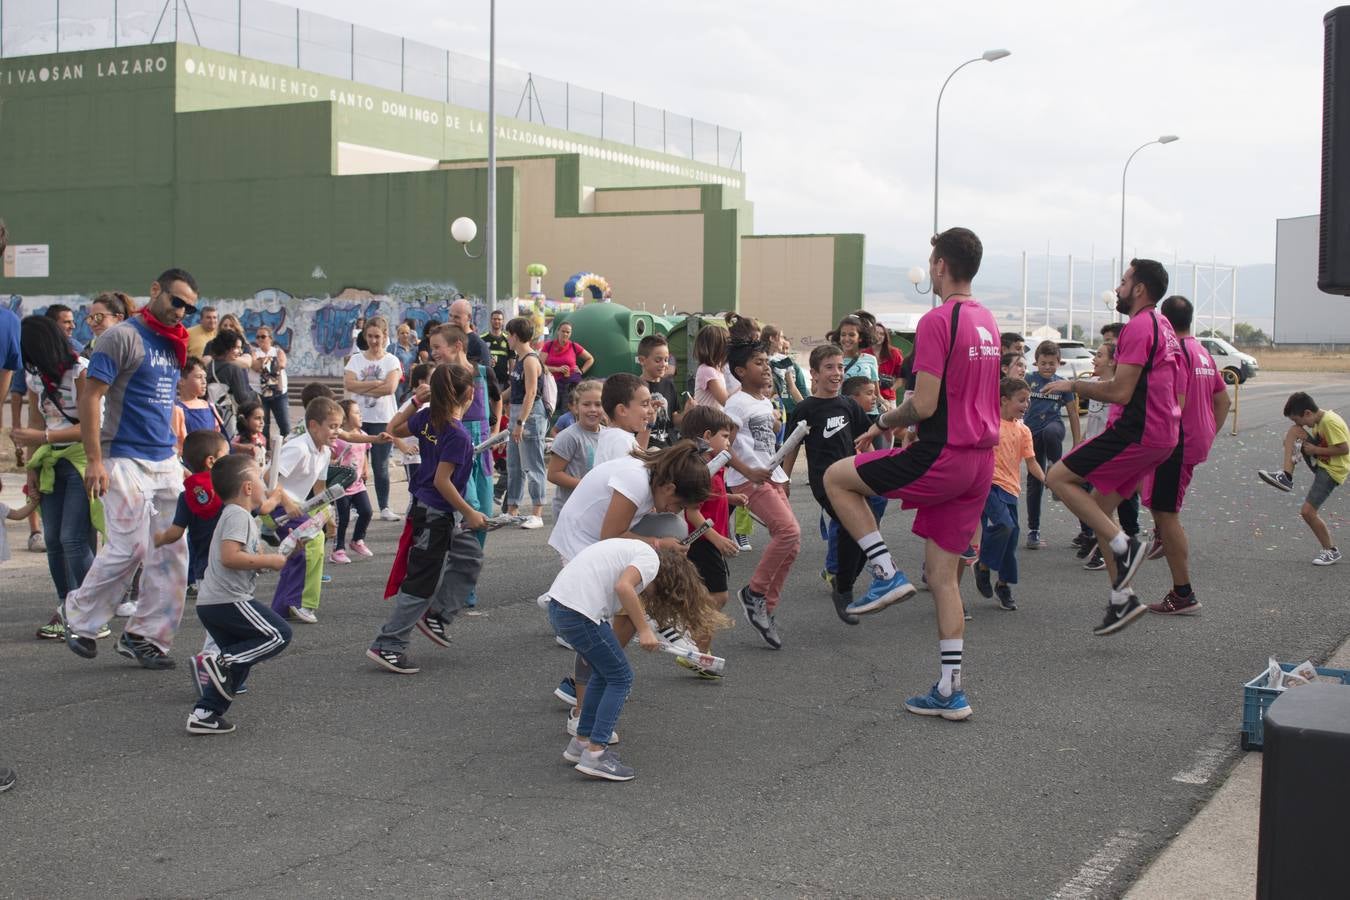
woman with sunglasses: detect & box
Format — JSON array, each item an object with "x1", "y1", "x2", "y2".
[
  {"x1": 82, "y1": 291, "x2": 135, "y2": 354},
  {"x1": 249, "y1": 326, "x2": 289, "y2": 438}
]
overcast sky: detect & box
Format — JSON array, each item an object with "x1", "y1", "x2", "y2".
[{"x1": 309, "y1": 0, "x2": 1328, "y2": 269}]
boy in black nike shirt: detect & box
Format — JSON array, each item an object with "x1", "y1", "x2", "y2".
[
  {"x1": 638, "y1": 334, "x2": 680, "y2": 449},
  {"x1": 783, "y1": 342, "x2": 873, "y2": 625}
]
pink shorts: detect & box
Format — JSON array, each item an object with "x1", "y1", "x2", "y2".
[
  {"x1": 1143, "y1": 441, "x2": 1193, "y2": 514},
  {"x1": 854, "y1": 442, "x2": 994, "y2": 554},
  {"x1": 1063, "y1": 426, "x2": 1174, "y2": 499}
]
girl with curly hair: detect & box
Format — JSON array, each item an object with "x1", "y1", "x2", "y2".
[{"x1": 544, "y1": 540, "x2": 729, "y2": 781}]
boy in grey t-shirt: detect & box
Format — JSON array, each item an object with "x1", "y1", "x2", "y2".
[{"x1": 188, "y1": 455, "x2": 297, "y2": 735}]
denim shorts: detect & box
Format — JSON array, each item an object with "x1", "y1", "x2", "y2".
[{"x1": 1306, "y1": 467, "x2": 1339, "y2": 510}]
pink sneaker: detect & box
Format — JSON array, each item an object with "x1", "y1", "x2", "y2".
[
  {"x1": 328, "y1": 549, "x2": 351, "y2": 565},
  {"x1": 349, "y1": 540, "x2": 374, "y2": 558}
]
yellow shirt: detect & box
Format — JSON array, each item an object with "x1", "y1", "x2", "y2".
[
  {"x1": 186, "y1": 324, "x2": 217, "y2": 359},
  {"x1": 1311, "y1": 410, "x2": 1350, "y2": 485}
]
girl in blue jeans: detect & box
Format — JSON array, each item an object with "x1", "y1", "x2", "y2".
[
  {"x1": 14, "y1": 315, "x2": 96, "y2": 639},
  {"x1": 544, "y1": 539, "x2": 726, "y2": 781}
]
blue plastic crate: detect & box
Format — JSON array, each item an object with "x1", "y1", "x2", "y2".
[{"x1": 1242, "y1": 663, "x2": 1350, "y2": 751}]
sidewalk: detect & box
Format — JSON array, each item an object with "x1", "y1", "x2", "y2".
[{"x1": 1124, "y1": 638, "x2": 1350, "y2": 898}]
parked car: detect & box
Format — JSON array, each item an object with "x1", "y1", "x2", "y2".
[{"x1": 1197, "y1": 336, "x2": 1259, "y2": 384}]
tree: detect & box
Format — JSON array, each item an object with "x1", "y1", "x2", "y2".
[
  {"x1": 1232, "y1": 322, "x2": 1271, "y2": 347},
  {"x1": 1198, "y1": 328, "x2": 1230, "y2": 341},
  {"x1": 1060, "y1": 324, "x2": 1085, "y2": 342}
]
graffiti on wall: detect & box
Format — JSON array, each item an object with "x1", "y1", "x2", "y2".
[{"x1": 3, "y1": 284, "x2": 494, "y2": 378}]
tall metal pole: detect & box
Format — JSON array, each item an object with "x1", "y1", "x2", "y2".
[
  {"x1": 1020, "y1": 251, "x2": 1029, "y2": 335},
  {"x1": 1089, "y1": 245, "x2": 1096, "y2": 341},
  {"x1": 1067, "y1": 254, "x2": 1075, "y2": 338},
  {"x1": 486, "y1": 0, "x2": 497, "y2": 310},
  {"x1": 1044, "y1": 242, "x2": 1051, "y2": 331},
  {"x1": 931, "y1": 49, "x2": 1010, "y2": 308},
  {"x1": 1119, "y1": 135, "x2": 1178, "y2": 286}
]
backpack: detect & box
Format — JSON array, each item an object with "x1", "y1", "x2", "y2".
[
  {"x1": 526, "y1": 352, "x2": 556, "y2": 418},
  {"x1": 206, "y1": 360, "x2": 239, "y2": 440}
]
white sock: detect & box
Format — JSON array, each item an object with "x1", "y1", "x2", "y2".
[
  {"x1": 1110, "y1": 588, "x2": 1133, "y2": 608},
  {"x1": 938, "y1": 639, "x2": 963, "y2": 697},
  {"x1": 858, "y1": 530, "x2": 897, "y2": 579},
  {"x1": 1109, "y1": 531, "x2": 1129, "y2": 555}
]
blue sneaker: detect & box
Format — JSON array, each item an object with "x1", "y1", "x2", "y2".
[
  {"x1": 903, "y1": 683, "x2": 972, "y2": 721},
  {"x1": 554, "y1": 675, "x2": 577, "y2": 707},
  {"x1": 321, "y1": 574, "x2": 333, "y2": 584},
  {"x1": 846, "y1": 570, "x2": 916, "y2": 615}
]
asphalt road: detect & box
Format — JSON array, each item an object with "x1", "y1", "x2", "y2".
[{"x1": 2, "y1": 372, "x2": 1348, "y2": 899}]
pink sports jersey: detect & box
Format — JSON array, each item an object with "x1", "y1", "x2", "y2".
[
  {"x1": 912, "y1": 298, "x2": 1001, "y2": 450},
  {"x1": 1179, "y1": 335, "x2": 1227, "y2": 465},
  {"x1": 1105, "y1": 307, "x2": 1181, "y2": 448}
]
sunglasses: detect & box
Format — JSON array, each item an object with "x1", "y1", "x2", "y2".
[
  {"x1": 85, "y1": 312, "x2": 121, "y2": 325},
  {"x1": 169, "y1": 294, "x2": 198, "y2": 315}
]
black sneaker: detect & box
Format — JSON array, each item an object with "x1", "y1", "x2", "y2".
[
  {"x1": 831, "y1": 589, "x2": 860, "y2": 625},
  {"x1": 185, "y1": 711, "x2": 236, "y2": 735},
  {"x1": 995, "y1": 583, "x2": 1016, "y2": 611},
  {"x1": 65, "y1": 627, "x2": 98, "y2": 659},
  {"x1": 416, "y1": 611, "x2": 452, "y2": 648},
  {"x1": 735, "y1": 533, "x2": 752, "y2": 552},
  {"x1": 1257, "y1": 469, "x2": 1294, "y2": 492},
  {"x1": 737, "y1": 586, "x2": 778, "y2": 649},
  {"x1": 115, "y1": 632, "x2": 176, "y2": 669},
  {"x1": 366, "y1": 647, "x2": 420, "y2": 674},
  {"x1": 974, "y1": 564, "x2": 993, "y2": 599},
  {"x1": 1093, "y1": 593, "x2": 1147, "y2": 636},
  {"x1": 1111, "y1": 535, "x2": 1146, "y2": 590},
  {"x1": 1083, "y1": 547, "x2": 1105, "y2": 570},
  {"x1": 200, "y1": 654, "x2": 233, "y2": 699},
  {"x1": 1074, "y1": 533, "x2": 1096, "y2": 559},
  {"x1": 0, "y1": 766, "x2": 15, "y2": 792}
]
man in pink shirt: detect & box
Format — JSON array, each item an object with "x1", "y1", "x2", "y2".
[
  {"x1": 1142, "y1": 295, "x2": 1231, "y2": 616},
  {"x1": 824, "y1": 227, "x2": 1002, "y2": 721},
  {"x1": 1046, "y1": 258, "x2": 1182, "y2": 636}
]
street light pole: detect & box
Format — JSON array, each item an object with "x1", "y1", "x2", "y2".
[
  {"x1": 485, "y1": 0, "x2": 497, "y2": 316},
  {"x1": 1118, "y1": 134, "x2": 1179, "y2": 284},
  {"x1": 931, "y1": 48, "x2": 1010, "y2": 307}
]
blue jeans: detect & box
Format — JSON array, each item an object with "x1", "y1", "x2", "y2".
[
  {"x1": 362, "y1": 422, "x2": 392, "y2": 510},
  {"x1": 261, "y1": 393, "x2": 291, "y2": 441},
  {"x1": 1026, "y1": 418, "x2": 1065, "y2": 531},
  {"x1": 506, "y1": 401, "x2": 547, "y2": 509},
  {"x1": 548, "y1": 600, "x2": 631, "y2": 747},
  {"x1": 40, "y1": 458, "x2": 94, "y2": 601},
  {"x1": 824, "y1": 494, "x2": 887, "y2": 574},
  {"x1": 978, "y1": 485, "x2": 1020, "y2": 584}
]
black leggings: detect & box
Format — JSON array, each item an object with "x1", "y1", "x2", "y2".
[{"x1": 335, "y1": 492, "x2": 372, "y2": 548}]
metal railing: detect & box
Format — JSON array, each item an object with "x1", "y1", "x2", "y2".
[{"x1": 0, "y1": 0, "x2": 743, "y2": 170}]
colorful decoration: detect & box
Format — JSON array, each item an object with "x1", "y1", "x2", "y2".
[
  {"x1": 564, "y1": 272, "x2": 610, "y2": 302},
  {"x1": 526, "y1": 263, "x2": 548, "y2": 301}
]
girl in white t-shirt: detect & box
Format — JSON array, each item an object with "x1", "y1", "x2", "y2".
[
  {"x1": 342, "y1": 317, "x2": 403, "y2": 521},
  {"x1": 543, "y1": 538, "x2": 726, "y2": 781}
]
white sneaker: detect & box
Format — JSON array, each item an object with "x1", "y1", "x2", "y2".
[
  {"x1": 566, "y1": 709, "x2": 619, "y2": 744},
  {"x1": 27, "y1": 532, "x2": 45, "y2": 553},
  {"x1": 379, "y1": 508, "x2": 402, "y2": 522},
  {"x1": 555, "y1": 634, "x2": 574, "y2": 650},
  {"x1": 1313, "y1": 547, "x2": 1342, "y2": 566},
  {"x1": 657, "y1": 624, "x2": 698, "y2": 654},
  {"x1": 520, "y1": 515, "x2": 544, "y2": 530},
  {"x1": 114, "y1": 600, "x2": 137, "y2": 618},
  {"x1": 291, "y1": 607, "x2": 318, "y2": 624}
]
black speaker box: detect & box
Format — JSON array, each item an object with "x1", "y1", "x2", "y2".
[
  {"x1": 1255, "y1": 682, "x2": 1350, "y2": 898},
  {"x1": 1321, "y1": 7, "x2": 1350, "y2": 294}
]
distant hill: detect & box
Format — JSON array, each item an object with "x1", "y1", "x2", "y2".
[{"x1": 864, "y1": 258, "x2": 1275, "y2": 334}]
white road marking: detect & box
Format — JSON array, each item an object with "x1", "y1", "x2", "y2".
[{"x1": 1052, "y1": 829, "x2": 1144, "y2": 900}]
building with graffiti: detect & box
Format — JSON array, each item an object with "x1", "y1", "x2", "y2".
[{"x1": 0, "y1": 2, "x2": 863, "y2": 375}]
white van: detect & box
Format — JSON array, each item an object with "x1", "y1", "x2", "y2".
[{"x1": 1197, "y1": 336, "x2": 1259, "y2": 384}]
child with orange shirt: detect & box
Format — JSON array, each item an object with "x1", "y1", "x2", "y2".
[{"x1": 972, "y1": 377, "x2": 1046, "y2": 611}]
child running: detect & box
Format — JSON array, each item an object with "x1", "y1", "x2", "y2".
[
  {"x1": 1258, "y1": 391, "x2": 1349, "y2": 565},
  {"x1": 1023, "y1": 340, "x2": 1081, "y2": 549},
  {"x1": 367, "y1": 364, "x2": 487, "y2": 674},
  {"x1": 725, "y1": 339, "x2": 801, "y2": 649},
  {"x1": 972, "y1": 378, "x2": 1046, "y2": 611},
  {"x1": 269, "y1": 397, "x2": 343, "y2": 625},
  {"x1": 329, "y1": 400, "x2": 373, "y2": 565},
  {"x1": 547, "y1": 378, "x2": 604, "y2": 521},
  {"x1": 547, "y1": 441, "x2": 711, "y2": 713},
  {"x1": 594, "y1": 373, "x2": 653, "y2": 465},
  {"x1": 784, "y1": 343, "x2": 875, "y2": 625},
  {"x1": 544, "y1": 539, "x2": 725, "y2": 781},
  {"x1": 678, "y1": 405, "x2": 741, "y2": 668},
  {"x1": 186, "y1": 453, "x2": 295, "y2": 735}
]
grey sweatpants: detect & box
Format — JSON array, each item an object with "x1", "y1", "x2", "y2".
[{"x1": 373, "y1": 517, "x2": 483, "y2": 654}]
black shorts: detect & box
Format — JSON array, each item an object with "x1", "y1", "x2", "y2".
[{"x1": 686, "y1": 536, "x2": 730, "y2": 594}]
